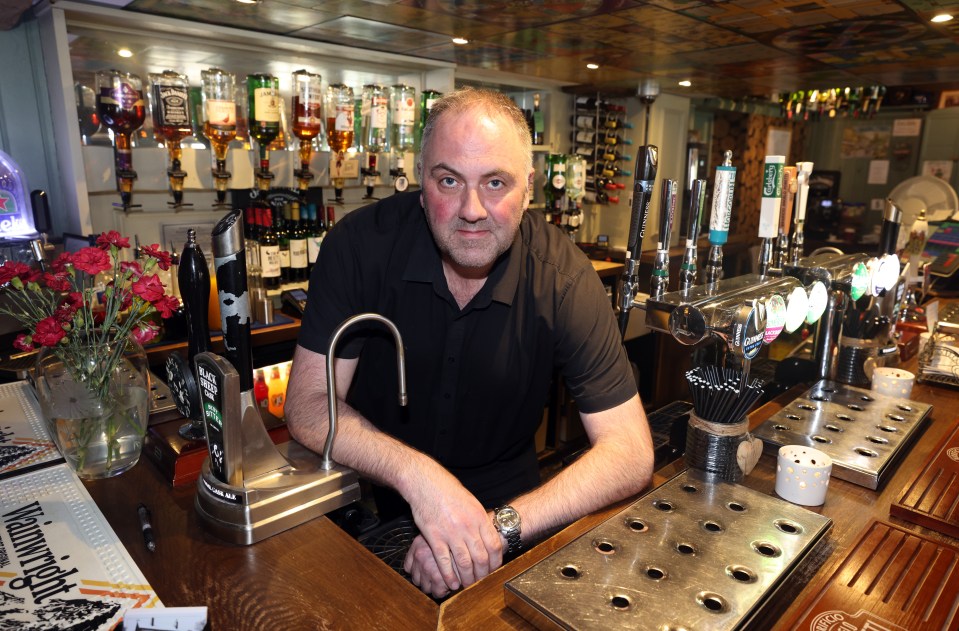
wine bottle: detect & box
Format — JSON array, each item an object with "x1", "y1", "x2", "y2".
[
  {"x1": 259, "y1": 204, "x2": 281, "y2": 289},
  {"x1": 326, "y1": 205, "x2": 336, "y2": 230},
  {"x1": 361, "y1": 84, "x2": 390, "y2": 154},
  {"x1": 391, "y1": 84, "x2": 416, "y2": 153},
  {"x1": 277, "y1": 203, "x2": 291, "y2": 283},
  {"x1": 583, "y1": 191, "x2": 619, "y2": 205},
  {"x1": 247, "y1": 73, "x2": 281, "y2": 173},
  {"x1": 289, "y1": 201, "x2": 308, "y2": 281},
  {"x1": 306, "y1": 203, "x2": 324, "y2": 273},
  {"x1": 325, "y1": 83, "x2": 355, "y2": 154},
  {"x1": 532, "y1": 93, "x2": 544, "y2": 145}
]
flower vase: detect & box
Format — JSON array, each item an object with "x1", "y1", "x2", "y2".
[{"x1": 35, "y1": 330, "x2": 150, "y2": 479}]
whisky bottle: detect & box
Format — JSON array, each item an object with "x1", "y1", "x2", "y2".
[
  {"x1": 292, "y1": 69, "x2": 322, "y2": 192},
  {"x1": 247, "y1": 73, "x2": 281, "y2": 179},
  {"x1": 148, "y1": 69, "x2": 192, "y2": 206}
]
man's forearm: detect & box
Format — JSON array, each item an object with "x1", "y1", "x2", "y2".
[{"x1": 507, "y1": 394, "x2": 654, "y2": 545}]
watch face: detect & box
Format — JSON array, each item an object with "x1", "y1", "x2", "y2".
[{"x1": 496, "y1": 507, "x2": 520, "y2": 530}]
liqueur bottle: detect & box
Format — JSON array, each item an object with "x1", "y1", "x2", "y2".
[
  {"x1": 95, "y1": 69, "x2": 146, "y2": 209},
  {"x1": 247, "y1": 73, "x2": 281, "y2": 190},
  {"x1": 292, "y1": 69, "x2": 323, "y2": 196},
  {"x1": 200, "y1": 68, "x2": 237, "y2": 205},
  {"x1": 149, "y1": 69, "x2": 192, "y2": 207}
]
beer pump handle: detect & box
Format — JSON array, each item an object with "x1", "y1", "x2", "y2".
[
  {"x1": 618, "y1": 145, "x2": 658, "y2": 337},
  {"x1": 879, "y1": 198, "x2": 903, "y2": 257},
  {"x1": 212, "y1": 209, "x2": 255, "y2": 392},
  {"x1": 179, "y1": 228, "x2": 211, "y2": 361}
]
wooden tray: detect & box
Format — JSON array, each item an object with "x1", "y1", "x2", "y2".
[
  {"x1": 785, "y1": 520, "x2": 959, "y2": 630},
  {"x1": 890, "y1": 417, "x2": 959, "y2": 538}
]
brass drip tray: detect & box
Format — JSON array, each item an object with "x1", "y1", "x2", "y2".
[
  {"x1": 505, "y1": 469, "x2": 832, "y2": 630},
  {"x1": 753, "y1": 379, "x2": 932, "y2": 490}
]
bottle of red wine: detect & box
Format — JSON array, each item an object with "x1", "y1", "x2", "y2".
[{"x1": 258, "y1": 203, "x2": 281, "y2": 289}]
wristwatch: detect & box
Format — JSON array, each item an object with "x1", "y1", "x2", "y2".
[{"x1": 493, "y1": 505, "x2": 522, "y2": 556}]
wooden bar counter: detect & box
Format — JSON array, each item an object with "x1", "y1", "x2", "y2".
[{"x1": 82, "y1": 354, "x2": 959, "y2": 629}]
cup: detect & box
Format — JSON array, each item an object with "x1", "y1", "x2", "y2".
[
  {"x1": 775, "y1": 445, "x2": 832, "y2": 506},
  {"x1": 871, "y1": 366, "x2": 915, "y2": 399}
]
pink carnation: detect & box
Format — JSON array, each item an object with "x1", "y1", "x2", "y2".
[
  {"x1": 131, "y1": 323, "x2": 159, "y2": 346},
  {"x1": 13, "y1": 334, "x2": 34, "y2": 352}
]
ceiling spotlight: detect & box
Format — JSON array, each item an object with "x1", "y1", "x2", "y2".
[
  {"x1": 452, "y1": 37, "x2": 469, "y2": 45},
  {"x1": 235, "y1": 0, "x2": 259, "y2": 4},
  {"x1": 117, "y1": 48, "x2": 133, "y2": 58},
  {"x1": 586, "y1": 63, "x2": 599, "y2": 70},
  {"x1": 931, "y1": 13, "x2": 954, "y2": 23},
  {"x1": 678, "y1": 80, "x2": 692, "y2": 87}
]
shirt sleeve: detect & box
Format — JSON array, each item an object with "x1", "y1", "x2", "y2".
[{"x1": 554, "y1": 266, "x2": 637, "y2": 414}]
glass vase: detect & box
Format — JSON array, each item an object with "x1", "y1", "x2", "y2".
[{"x1": 34, "y1": 330, "x2": 150, "y2": 479}]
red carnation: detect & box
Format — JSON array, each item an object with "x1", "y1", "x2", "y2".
[
  {"x1": 0, "y1": 261, "x2": 41, "y2": 286},
  {"x1": 64, "y1": 291, "x2": 84, "y2": 308},
  {"x1": 50, "y1": 252, "x2": 72, "y2": 273},
  {"x1": 152, "y1": 294, "x2": 180, "y2": 318},
  {"x1": 119, "y1": 260, "x2": 143, "y2": 277},
  {"x1": 13, "y1": 333, "x2": 34, "y2": 352},
  {"x1": 42, "y1": 271, "x2": 72, "y2": 292},
  {"x1": 140, "y1": 243, "x2": 172, "y2": 271},
  {"x1": 95, "y1": 230, "x2": 130, "y2": 250},
  {"x1": 92, "y1": 309, "x2": 105, "y2": 325},
  {"x1": 71, "y1": 247, "x2": 112, "y2": 275},
  {"x1": 54, "y1": 297, "x2": 80, "y2": 323},
  {"x1": 132, "y1": 323, "x2": 159, "y2": 346},
  {"x1": 33, "y1": 317, "x2": 67, "y2": 347},
  {"x1": 131, "y1": 274, "x2": 165, "y2": 302}
]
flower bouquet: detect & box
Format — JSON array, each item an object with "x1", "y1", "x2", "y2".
[{"x1": 0, "y1": 231, "x2": 179, "y2": 477}]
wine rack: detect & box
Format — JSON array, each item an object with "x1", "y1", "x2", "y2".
[{"x1": 569, "y1": 94, "x2": 634, "y2": 206}]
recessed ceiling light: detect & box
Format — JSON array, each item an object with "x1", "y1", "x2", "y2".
[
  {"x1": 452, "y1": 37, "x2": 469, "y2": 45},
  {"x1": 236, "y1": 0, "x2": 258, "y2": 4},
  {"x1": 586, "y1": 63, "x2": 599, "y2": 70},
  {"x1": 678, "y1": 80, "x2": 692, "y2": 87},
  {"x1": 931, "y1": 13, "x2": 954, "y2": 23},
  {"x1": 117, "y1": 48, "x2": 133, "y2": 58}
]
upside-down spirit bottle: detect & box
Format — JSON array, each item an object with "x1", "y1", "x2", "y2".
[
  {"x1": 325, "y1": 84, "x2": 354, "y2": 202},
  {"x1": 391, "y1": 84, "x2": 416, "y2": 153},
  {"x1": 149, "y1": 69, "x2": 192, "y2": 206},
  {"x1": 96, "y1": 69, "x2": 146, "y2": 207},
  {"x1": 247, "y1": 73, "x2": 281, "y2": 188},
  {"x1": 200, "y1": 68, "x2": 237, "y2": 204},
  {"x1": 291, "y1": 69, "x2": 323, "y2": 194}
]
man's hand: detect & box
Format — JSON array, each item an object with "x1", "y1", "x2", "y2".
[{"x1": 401, "y1": 465, "x2": 504, "y2": 594}]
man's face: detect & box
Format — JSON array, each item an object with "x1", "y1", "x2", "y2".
[{"x1": 420, "y1": 108, "x2": 533, "y2": 275}]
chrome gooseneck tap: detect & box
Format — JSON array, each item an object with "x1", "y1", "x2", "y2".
[
  {"x1": 790, "y1": 162, "x2": 814, "y2": 265},
  {"x1": 679, "y1": 179, "x2": 707, "y2": 292},
  {"x1": 650, "y1": 179, "x2": 678, "y2": 300},
  {"x1": 324, "y1": 313, "x2": 407, "y2": 470}
]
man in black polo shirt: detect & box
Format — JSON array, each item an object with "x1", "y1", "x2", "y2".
[{"x1": 286, "y1": 87, "x2": 653, "y2": 598}]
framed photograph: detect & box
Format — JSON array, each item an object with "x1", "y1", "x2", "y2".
[{"x1": 938, "y1": 90, "x2": 959, "y2": 109}]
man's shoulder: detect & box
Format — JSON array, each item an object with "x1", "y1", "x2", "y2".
[
  {"x1": 339, "y1": 190, "x2": 423, "y2": 233},
  {"x1": 520, "y1": 211, "x2": 592, "y2": 280}
]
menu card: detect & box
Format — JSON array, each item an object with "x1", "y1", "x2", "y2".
[
  {"x1": 0, "y1": 381, "x2": 61, "y2": 477},
  {"x1": 0, "y1": 464, "x2": 161, "y2": 628}
]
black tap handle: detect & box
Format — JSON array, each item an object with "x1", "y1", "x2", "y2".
[
  {"x1": 178, "y1": 228, "x2": 211, "y2": 361},
  {"x1": 212, "y1": 209, "x2": 254, "y2": 392},
  {"x1": 30, "y1": 190, "x2": 51, "y2": 233},
  {"x1": 626, "y1": 145, "x2": 658, "y2": 258}
]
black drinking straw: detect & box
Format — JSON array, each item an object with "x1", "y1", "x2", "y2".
[{"x1": 686, "y1": 365, "x2": 764, "y2": 424}]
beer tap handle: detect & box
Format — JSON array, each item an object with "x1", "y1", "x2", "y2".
[
  {"x1": 618, "y1": 145, "x2": 658, "y2": 337},
  {"x1": 680, "y1": 179, "x2": 707, "y2": 291},
  {"x1": 879, "y1": 198, "x2": 903, "y2": 257},
  {"x1": 212, "y1": 209, "x2": 255, "y2": 392},
  {"x1": 179, "y1": 229, "x2": 211, "y2": 360},
  {"x1": 650, "y1": 179, "x2": 677, "y2": 298}
]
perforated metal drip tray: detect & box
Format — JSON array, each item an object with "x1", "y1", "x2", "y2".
[
  {"x1": 753, "y1": 379, "x2": 932, "y2": 490},
  {"x1": 505, "y1": 469, "x2": 832, "y2": 631}
]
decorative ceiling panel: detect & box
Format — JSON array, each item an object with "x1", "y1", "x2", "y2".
[{"x1": 117, "y1": 0, "x2": 959, "y2": 98}]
